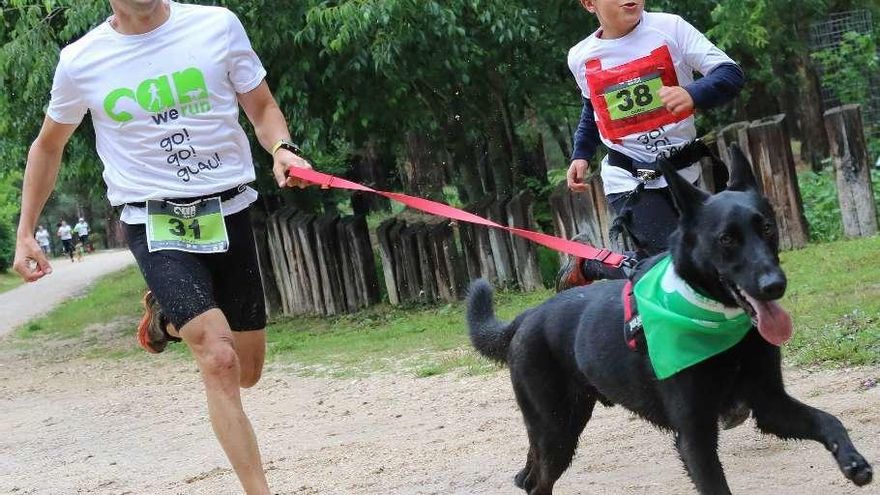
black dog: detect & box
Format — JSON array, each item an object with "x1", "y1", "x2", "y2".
[{"x1": 466, "y1": 145, "x2": 873, "y2": 494}]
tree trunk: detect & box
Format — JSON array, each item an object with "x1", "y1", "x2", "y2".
[
  {"x1": 351, "y1": 139, "x2": 390, "y2": 215},
  {"x1": 485, "y1": 72, "x2": 519, "y2": 195},
  {"x1": 520, "y1": 107, "x2": 549, "y2": 184},
  {"x1": 796, "y1": 55, "x2": 830, "y2": 171},
  {"x1": 443, "y1": 116, "x2": 485, "y2": 204},
  {"x1": 546, "y1": 119, "x2": 572, "y2": 161},
  {"x1": 400, "y1": 131, "x2": 444, "y2": 201}
]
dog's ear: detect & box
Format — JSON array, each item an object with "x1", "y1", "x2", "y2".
[
  {"x1": 659, "y1": 158, "x2": 709, "y2": 218},
  {"x1": 727, "y1": 143, "x2": 760, "y2": 192}
]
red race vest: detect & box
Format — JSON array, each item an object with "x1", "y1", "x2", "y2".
[{"x1": 585, "y1": 45, "x2": 691, "y2": 143}]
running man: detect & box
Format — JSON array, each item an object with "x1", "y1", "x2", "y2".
[{"x1": 13, "y1": 1, "x2": 312, "y2": 493}]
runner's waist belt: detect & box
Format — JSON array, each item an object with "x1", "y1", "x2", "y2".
[
  {"x1": 125, "y1": 184, "x2": 247, "y2": 209},
  {"x1": 607, "y1": 140, "x2": 712, "y2": 180}
]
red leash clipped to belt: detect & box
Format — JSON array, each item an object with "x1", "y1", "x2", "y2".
[{"x1": 285, "y1": 166, "x2": 630, "y2": 268}]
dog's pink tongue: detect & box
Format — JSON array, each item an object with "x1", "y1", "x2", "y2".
[{"x1": 743, "y1": 293, "x2": 793, "y2": 346}]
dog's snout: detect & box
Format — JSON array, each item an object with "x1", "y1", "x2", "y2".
[{"x1": 757, "y1": 272, "x2": 787, "y2": 300}]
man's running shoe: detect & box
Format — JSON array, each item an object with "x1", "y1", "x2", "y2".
[{"x1": 136, "y1": 291, "x2": 179, "y2": 353}]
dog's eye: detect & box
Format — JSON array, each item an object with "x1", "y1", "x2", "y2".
[
  {"x1": 719, "y1": 233, "x2": 734, "y2": 247},
  {"x1": 762, "y1": 222, "x2": 775, "y2": 238}
]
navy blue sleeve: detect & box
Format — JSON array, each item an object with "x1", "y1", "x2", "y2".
[
  {"x1": 684, "y1": 63, "x2": 745, "y2": 110},
  {"x1": 572, "y1": 98, "x2": 601, "y2": 161}
]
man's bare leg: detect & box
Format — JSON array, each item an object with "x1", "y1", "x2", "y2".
[{"x1": 178, "y1": 309, "x2": 269, "y2": 495}]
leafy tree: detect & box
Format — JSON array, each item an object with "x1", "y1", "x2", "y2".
[{"x1": 3, "y1": 0, "x2": 879, "y2": 229}]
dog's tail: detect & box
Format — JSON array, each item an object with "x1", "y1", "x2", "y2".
[{"x1": 467, "y1": 279, "x2": 516, "y2": 363}]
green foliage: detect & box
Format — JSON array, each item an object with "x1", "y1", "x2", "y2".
[
  {"x1": 0, "y1": 169, "x2": 23, "y2": 270},
  {"x1": 0, "y1": 222, "x2": 14, "y2": 272},
  {"x1": 798, "y1": 169, "x2": 843, "y2": 242},
  {"x1": 811, "y1": 31, "x2": 879, "y2": 106},
  {"x1": 799, "y1": 169, "x2": 880, "y2": 242}
]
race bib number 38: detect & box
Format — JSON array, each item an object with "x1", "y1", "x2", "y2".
[
  {"x1": 146, "y1": 198, "x2": 229, "y2": 253},
  {"x1": 604, "y1": 72, "x2": 664, "y2": 121},
  {"x1": 585, "y1": 45, "x2": 692, "y2": 142}
]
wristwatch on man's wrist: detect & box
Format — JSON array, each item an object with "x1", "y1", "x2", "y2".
[{"x1": 271, "y1": 139, "x2": 302, "y2": 156}]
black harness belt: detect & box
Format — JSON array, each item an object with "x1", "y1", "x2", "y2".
[{"x1": 126, "y1": 184, "x2": 247, "y2": 209}]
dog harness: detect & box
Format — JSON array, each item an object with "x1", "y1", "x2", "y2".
[
  {"x1": 622, "y1": 279, "x2": 642, "y2": 351},
  {"x1": 630, "y1": 256, "x2": 753, "y2": 379}
]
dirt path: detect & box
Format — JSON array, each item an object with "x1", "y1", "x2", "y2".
[
  {"x1": 0, "y1": 250, "x2": 135, "y2": 337},
  {"x1": 1, "y1": 348, "x2": 877, "y2": 494}
]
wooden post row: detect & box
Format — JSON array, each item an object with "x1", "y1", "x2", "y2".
[
  {"x1": 459, "y1": 195, "x2": 545, "y2": 291},
  {"x1": 377, "y1": 193, "x2": 545, "y2": 306},
  {"x1": 376, "y1": 218, "x2": 467, "y2": 305},
  {"x1": 265, "y1": 209, "x2": 380, "y2": 316}
]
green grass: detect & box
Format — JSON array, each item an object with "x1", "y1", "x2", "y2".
[
  {"x1": 14, "y1": 266, "x2": 147, "y2": 359},
  {"x1": 263, "y1": 289, "x2": 551, "y2": 377},
  {"x1": 0, "y1": 270, "x2": 23, "y2": 294},
  {"x1": 6, "y1": 236, "x2": 880, "y2": 377},
  {"x1": 780, "y1": 236, "x2": 880, "y2": 367}
]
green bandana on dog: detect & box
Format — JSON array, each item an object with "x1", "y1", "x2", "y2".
[{"x1": 634, "y1": 256, "x2": 752, "y2": 380}]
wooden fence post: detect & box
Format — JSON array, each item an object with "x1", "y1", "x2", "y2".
[
  {"x1": 336, "y1": 217, "x2": 362, "y2": 312},
  {"x1": 314, "y1": 214, "x2": 345, "y2": 315},
  {"x1": 266, "y1": 208, "x2": 292, "y2": 315},
  {"x1": 716, "y1": 121, "x2": 751, "y2": 167},
  {"x1": 506, "y1": 190, "x2": 544, "y2": 291},
  {"x1": 251, "y1": 210, "x2": 283, "y2": 317},
  {"x1": 743, "y1": 114, "x2": 810, "y2": 249},
  {"x1": 463, "y1": 198, "x2": 499, "y2": 284},
  {"x1": 487, "y1": 196, "x2": 516, "y2": 287},
  {"x1": 293, "y1": 213, "x2": 326, "y2": 314},
  {"x1": 400, "y1": 223, "x2": 424, "y2": 303},
  {"x1": 341, "y1": 216, "x2": 381, "y2": 308},
  {"x1": 283, "y1": 212, "x2": 317, "y2": 314},
  {"x1": 414, "y1": 223, "x2": 437, "y2": 302},
  {"x1": 429, "y1": 221, "x2": 466, "y2": 301},
  {"x1": 824, "y1": 105, "x2": 879, "y2": 238},
  {"x1": 376, "y1": 219, "x2": 400, "y2": 305}
]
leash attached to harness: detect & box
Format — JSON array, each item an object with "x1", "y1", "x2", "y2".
[
  {"x1": 286, "y1": 166, "x2": 633, "y2": 269},
  {"x1": 622, "y1": 280, "x2": 643, "y2": 351}
]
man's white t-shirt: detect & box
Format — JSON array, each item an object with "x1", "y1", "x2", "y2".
[
  {"x1": 74, "y1": 222, "x2": 90, "y2": 236},
  {"x1": 568, "y1": 12, "x2": 734, "y2": 194},
  {"x1": 35, "y1": 229, "x2": 50, "y2": 246},
  {"x1": 57, "y1": 225, "x2": 73, "y2": 241},
  {"x1": 46, "y1": 1, "x2": 265, "y2": 223}
]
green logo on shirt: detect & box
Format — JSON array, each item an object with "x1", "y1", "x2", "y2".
[{"x1": 103, "y1": 67, "x2": 211, "y2": 123}]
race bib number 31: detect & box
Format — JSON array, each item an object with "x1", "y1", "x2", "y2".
[
  {"x1": 604, "y1": 72, "x2": 664, "y2": 121},
  {"x1": 146, "y1": 197, "x2": 229, "y2": 253}
]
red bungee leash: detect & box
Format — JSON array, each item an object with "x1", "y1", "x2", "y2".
[{"x1": 285, "y1": 166, "x2": 630, "y2": 268}]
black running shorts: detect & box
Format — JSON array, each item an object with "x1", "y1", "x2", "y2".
[{"x1": 125, "y1": 207, "x2": 266, "y2": 332}]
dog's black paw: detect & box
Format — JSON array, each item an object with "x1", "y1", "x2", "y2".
[
  {"x1": 514, "y1": 466, "x2": 533, "y2": 491},
  {"x1": 840, "y1": 453, "x2": 873, "y2": 486}
]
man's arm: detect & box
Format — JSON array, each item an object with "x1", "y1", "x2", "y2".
[
  {"x1": 237, "y1": 80, "x2": 313, "y2": 188},
  {"x1": 14, "y1": 116, "x2": 79, "y2": 281}
]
